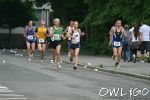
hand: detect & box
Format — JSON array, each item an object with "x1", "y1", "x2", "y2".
[{"x1": 109, "y1": 41, "x2": 112, "y2": 46}]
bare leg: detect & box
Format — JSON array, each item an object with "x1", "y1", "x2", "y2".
[
  {"x1": 26, "y1": 41, "x2": 31, "y2": 59},
  {"x1": 41, "y1": 44, "x2": 46, "y2": 60},
  {"x1": 74, "y1": 48, "x2": 80, "y2": 66},
  {"x1": 56, "y1": 45, "x2": 61, "y2": 64}
]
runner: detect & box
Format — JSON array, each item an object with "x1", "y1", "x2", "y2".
[
  {"x1": 109, "y1": 20, "x2": 128, "y2": 67},
  {"x1": 23, "y1": 21, "x2": 36, "y2": 61},
  {"x1": 67, "y1": 21, "x2": 85, "y2": 70},
  {"x1": 129, "y1": 23, "x2": 140, "y2": 63},
  {"x1": 139, "y1": 20, "x2": 150, "y2": 63},
  {"x1": 49, "y1": 18, "x2": 65, "y2": 69},
  {"x1": 65, "y1": 21, "x2": 74, "y2": 62},
  {"x1": 35, "y1": 20, "x2": 49, "y2": 62}
]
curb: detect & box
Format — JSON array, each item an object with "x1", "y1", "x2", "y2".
[{"x1": 62, "y1": 60, "x2": 150, "y2": 81}]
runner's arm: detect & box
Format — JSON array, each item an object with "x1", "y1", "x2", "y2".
[
  {"x1": 49, "y1": 27, "x2": 55, "y2": 37},
  {"x1": 60, "y1": 27, "x2": 66, "y2": 40},
  {"x1": 109, "y1": 27, "x2": 114, "y2": 45},
  {"x1": 35, "y1": 27, "x2": 39, "y2": 38},
  {"x1": 23, "y1": 26, "x2": 27, "y2": 38}
]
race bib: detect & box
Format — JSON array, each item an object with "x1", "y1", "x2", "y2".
[
  {"x1": 39, "y1": 39, "x2": 45, "y2": 43},
  {"x1": 27, "y1": 35, "x2": 33, "y2": 40},
  {"x1": 114, "y1": 41, "x2": 121, "y2": 46},
  {"x1": 52, "y1": 34, "x2": 61, "y2": 41}
]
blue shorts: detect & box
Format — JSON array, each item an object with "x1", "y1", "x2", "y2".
[
  {"x1": 68, "y1": 42, "x2": 71, "y2": 49},
  {"x1": 26, "y1": 38, "x2": 36, "y2": 44},
  {"x1": 70, "y1": 43, "x2": 80, "y2": 49}
]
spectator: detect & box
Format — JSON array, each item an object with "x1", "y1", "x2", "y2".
[
  {"x1": 139, "y1": 20, "x2": 150, "y2": 63},
  {"x1": 123, "y1": 24, "x2": 131, "y2": 62}
]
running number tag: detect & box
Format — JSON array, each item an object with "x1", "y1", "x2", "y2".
[
  {"x1": 114, "y1": 41, "x2": 121, "y2": 46},
  {"x1": 53, "y1": 34, "x2": 61, "y2": 40},
  {"x1": 39, "y1": 39, "x2": 45, "y2": 43},
  {"x1": 27, "y1": 35, "x2": 33, "y2": 40}
]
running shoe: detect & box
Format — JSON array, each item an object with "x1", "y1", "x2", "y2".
[
  {"x1": 115, "y1": 62, "x2": 119, "y2": 67},
  {"x1": 58, "y1": 64, "x2": 62, "y2": 69},
  {"x1": 70, "y1": 58, "x2": 73, "y2": 62},
  {"x1": 73, "y1": 66, "x2": 77, "y2": 70},
  {"x1": 140, "y1": 60, "x2": 145, "y2": 63},
  {"x1": 28, "y1": 58, "x2": 31, "y2": 61},
  {"x1": 41, "y1": 60, "x2": 43, "y2": 63}
]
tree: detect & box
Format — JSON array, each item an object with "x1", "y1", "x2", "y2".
[
  {"x1": 81, "y1": 0, "x2": 150, "y2": 55},
  {"x1": 0, "y1": 0, "x2": 36, "y2": 48}
]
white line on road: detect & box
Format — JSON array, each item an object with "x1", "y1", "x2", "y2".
[
  {"x1": 0, "y1": 98, "x2": 28, "y2": 100},
  {"x1": 0, "y1": 94, "x2": 24, "y2": 96},
  {"x1": 0, "y1": 87, "x2": 8, "y2": 89},
  {"x1": 0, "y1": 90, "x2": 13, "y2": 93}
]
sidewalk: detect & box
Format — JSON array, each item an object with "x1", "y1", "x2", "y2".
[{"x1": 61, "y1": 54, "x2": 150, "y2": 75}]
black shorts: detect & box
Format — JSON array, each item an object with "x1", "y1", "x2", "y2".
[
  {"x1": 141, "y1": 41, "x2": 150, "y2": 54},
  {"x1": 50, "y1": 41, "x2": 61, "y2": 49},
  {"x1": 70, "y1": 43, "x2": 80, "y2": 50}
]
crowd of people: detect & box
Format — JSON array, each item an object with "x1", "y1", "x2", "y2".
[
  {"x1": 109, "y1": 20, "x2": 150, "y2": 67},
  {"x1": 23, "y1": 18, "x2": 85, "y2": 70},
  {"x1": 23, "y1": 18, "x2": 150, "y2": 70}
]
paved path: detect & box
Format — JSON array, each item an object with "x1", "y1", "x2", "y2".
[{"x1": 0, "y1": 49, "x2": 150, "y2": 100}]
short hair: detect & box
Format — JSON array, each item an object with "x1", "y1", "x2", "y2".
[
  {"x1": 116, "y1": 20, "x2": 121, "y2": 23},
  {"x1": 53, "y1": 18, "x2": 60, "y2": 23},
  {"x1": 74, "y1": 21, "x2": 79, "y2": 24}
]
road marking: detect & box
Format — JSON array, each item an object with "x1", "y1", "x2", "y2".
[
  {"x1": 0, "y1": 85, "x2": 27, "y2": 99},
  {"x1": 0, "y1": 87, "x2": 8, "y2": 89},
  {"x1": 0, "y1": 94, "x2": 24, "y2": 96},
  {"x1": 0, "y1": 90, "x2": 13, "y2": 93},
  {"x1": 0, "y1": 98, "x2": 27, "y2": 100}
]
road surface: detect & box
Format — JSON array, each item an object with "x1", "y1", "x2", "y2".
[{"x1": 0, "y1": 50, "x2": 150, "y2": 100}]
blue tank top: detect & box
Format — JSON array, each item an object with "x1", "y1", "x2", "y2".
[
  {"x1": 26, "y1": 26, "x2": 35, "y2": 35},
  {"x1": 113, "y1": 30, "x2": 123, "y2": 42}
]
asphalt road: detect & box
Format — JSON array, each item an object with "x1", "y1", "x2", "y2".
[{"x1": 0, "y1": 50, "x2": 150, "y2": 100}]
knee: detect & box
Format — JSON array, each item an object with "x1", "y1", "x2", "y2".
[
  {"x1": 56, "y1": 52, "x2": 60, "y2": 56},
  {"x1": 74, "y1": 54, "x2": 79, "y2": 57},
  {"x1": 118, "y1": 53, "x2": 121, "y2": 56}
]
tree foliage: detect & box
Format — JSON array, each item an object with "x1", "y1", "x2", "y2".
[
  {"x1": 81, "y1": 0, "x2": 150, "y2": 55},
  {"x1": 0, "y1": 0, "x2": 36, "y2": 29}
]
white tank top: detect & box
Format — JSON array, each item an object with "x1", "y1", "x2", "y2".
[
  {"x1": 71, "y1": 29, "x2": 80, "y2": 44},
  {"x1": 131, "y1": 33, "x2": 139, "y2": 42}
]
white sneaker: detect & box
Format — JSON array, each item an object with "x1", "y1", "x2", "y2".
[
  {"x1": 41, "y1": 60, "x2": 43, "y2": 63},
  {"x1": 28, "y1": 58, "x2": 31, "y2": 61},
  {"x1": 58, "y1": 64, "x2": 62, "y2": 69},
  {"x1": 140, "y1": 60, "x2": 145, "y2": 63}
]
